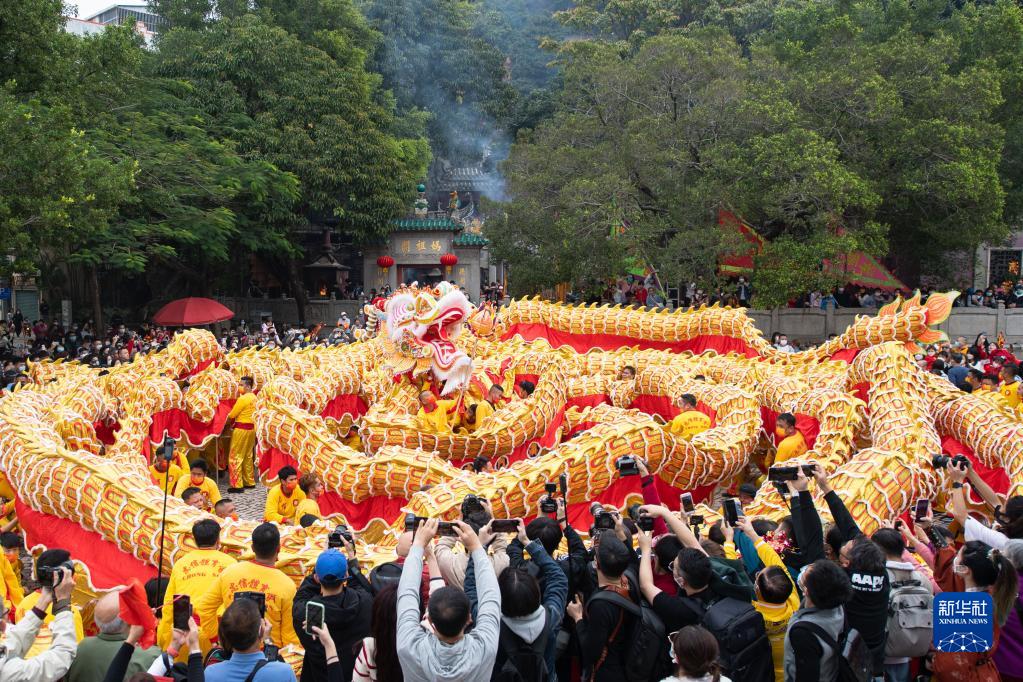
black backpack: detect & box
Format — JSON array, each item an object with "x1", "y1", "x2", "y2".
[
  {"x1": 588, "y1": 590, "x2": 670, "y2": 682},
  {"x1": 492, "y1": 619, "x2": 551, "y2": 682},
  {"x1": 792, "y1": 621, "x2": 871, "y2": 682},
  {"x1": 700, "y1": 597, "x2": 774, "y2": 682}
]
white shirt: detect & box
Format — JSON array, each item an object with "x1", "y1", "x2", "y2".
[{"x1": 965, "y1": 517, "x2": 1007, "y2": 550}]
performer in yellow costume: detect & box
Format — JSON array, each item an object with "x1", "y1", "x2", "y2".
[
  {"x1": 157, "y1": 519, "x2": 235, "y2": 661},
  {"x1": 295, "y1": 473, "x2": 324, "y2": 522},
  {"x1": 149, "y1": 457, "x2": 183, "y2": 491},
  {"x1": 173, "y1": 459, "x2": 221, "y2": 507},
  {"x1": 462, "y1": 384, "x2": 502, "y2": 433},
  {"x1": 264, "y1": 466, "x2": 306, "y2": 524},
  {"x1": 667, "y1": 393, "x2": 712, "y2": 440},
  {"x1": 773, "y1": 412, "x2": 808, "y2": 465},
  {"x1": 416, "y1": 390, "x2": 460, "y2": 433},
  {"x1": 999, "y1": 363, "x2": 1020, "y2": 408},
  {"x1": 225, "y1": 376, "x2": 256, "y2": 491}
]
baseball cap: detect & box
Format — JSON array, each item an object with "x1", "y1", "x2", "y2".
[
  {"x1": 738, "y1": 483, "x2": 758, "y2": 497},
  {"x1": 315, "y1": 549, "x2": 348, "y2": 586}
]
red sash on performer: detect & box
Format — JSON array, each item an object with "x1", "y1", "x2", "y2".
[{"x1": 233, "y1": 423, "x2": 254, "y2": 430}]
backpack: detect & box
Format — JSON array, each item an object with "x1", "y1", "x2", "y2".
[
  {"x1": 369, "y1": 561, "x2": 403, "y2": 592},
  {"x1": 884, "y1": 574, "x2": 934, "y2": 658},
  {"x1": 588, "y1": 590, "x2": 670, "y2": 682},
  {"x1": 794, "y1": 621, "x2": 872, "y2": 682},
  {"x1": 492, "y1": 619, "x2": 551, "y2": 682},
  {"x1": 700, "y1": 597, "x2": 774, "y2": 682}
]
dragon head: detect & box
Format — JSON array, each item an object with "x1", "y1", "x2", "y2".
[{"x1": 380, "y1": 282, "x2": 476, "y2": 395}]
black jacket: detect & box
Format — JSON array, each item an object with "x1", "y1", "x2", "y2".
[{"x1": 293, "y1": 572, "x2": 373, "y2": 682}]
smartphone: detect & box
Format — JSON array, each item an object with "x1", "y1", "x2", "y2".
[
  {"x1": 437, "y1": 521, "x2": 458, "y2": 537},
  {"x1": 172, "y1": 594, "x2": 192, "y2": 631},
  {"x1": 236, "y1": 591, "x2": 266, "y2": 618},
  {"x1": 914, "y1": 498, "x2": 930, "y2": 522},
  {"x1": 489, "y1": 519, "x2": 520, "y2": 533},
  {"x1": 689, "y1": 514, "x2": 704, "y2": 526},
  {"x1": 723, "y1": 498, "x2": 744, "y2": 526},
  {"x1": 305, "y1": 601, "x2": 325, "y2": 636},
  {"x1": 263, "y1": 643, "x2": 280, "y2": 662},
  {"x1": 680, "y1": 493, "x2": 695, "y2": 513}
]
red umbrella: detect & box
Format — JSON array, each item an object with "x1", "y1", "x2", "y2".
[{"x1": 152, "y1": 297, "x2": 234, "y2": 326}]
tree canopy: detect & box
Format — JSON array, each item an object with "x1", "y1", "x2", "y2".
[{"x1": 492, "y1": 0, "x2": 1022, "y2": 304}]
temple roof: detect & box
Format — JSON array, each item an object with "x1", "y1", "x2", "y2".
[{"x1": 389, "y1": 218, "x2": 461, "y2": 231}]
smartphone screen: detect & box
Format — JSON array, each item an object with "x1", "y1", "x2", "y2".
[
  {"x1": 305, "y1": 601, "x2": 325, "y2": 635},
  {"x1": 490, "y1": 519, "x2": 520, "y2": 533},
  {"x1": 437, "y1": 521, "x2": 458, "y2": 537},
  {"x1": 723, "y1": 498, "x2": 740, "y2": 526},
  {"x1": 915, "y1": 498, "x2": 930, "y2": 522},
  {"x1": 680, "y1": 493, "x2": 695, "y2": 513},
  {"x1": 172, "y1": 595, "x2": 191, "y2": 630}
]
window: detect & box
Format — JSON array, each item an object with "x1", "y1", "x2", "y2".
[{"x1": 989, "y1": 249, "x2": 1023, "y2": 287}]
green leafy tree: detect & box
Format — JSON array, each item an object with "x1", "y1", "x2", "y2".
[{"x1": 153, "y1": 12, "x2": 430, "y2": 320}]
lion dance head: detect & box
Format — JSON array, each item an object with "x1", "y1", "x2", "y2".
[{"x1": 378, "y1": 282, "x2": 494, "y2": 395}]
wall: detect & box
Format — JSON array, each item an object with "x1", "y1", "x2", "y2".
[
  {"x1": 748, "y1": 306, "x2": 1019, "y2": 344},
  {"x1": 215, "y1": 297, "x2": 363, "y2": 326}
]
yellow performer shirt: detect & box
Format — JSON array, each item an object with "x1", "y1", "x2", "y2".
[
  {"x1": 194, "y1": 560, "x2": 300, "y2": 648},
  {"x1": 774, "y1": 432, "x2": 808, "y2": 464},
  {"x1": 464, "y1": 400, "x2": 496, "y2": 433},
  {"x1": 157, "y1": 548, "x2": 236, "y2": 659},
  {"x1": 228, "y1": 392, "x2": 256, "y2": 425},
  {"x1": 416, "y1": 399, "x2": 457, "y2": 433},
  {"x1": 295, "y1": 497, "x2": 321, "y2": 521},
  {"x1": 149, "y1": 462, "x2": 183, "y2": 490},
  {"x1": 264, "y1": 485, "x2": 307, "y2": 524},
  {"x1": 343, "y1": 433, "x2": 362, "y2": 451},
  {"x1": 1000, "y1": 381, "x2": 1020, "y2": 408},
  {"x1": 173, "y1": 474, "x2": 222, "y2": 506},
  {"x1": 668, "y1": 410, "x2": 712, "y2": 440}
]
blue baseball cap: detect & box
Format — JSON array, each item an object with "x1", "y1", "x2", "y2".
[{"x1": 315, "y1": 549, "x2": 348, "y2": 585}]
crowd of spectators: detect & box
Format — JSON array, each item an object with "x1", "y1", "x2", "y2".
[{"x1": 6, "y1": 449, "x2": 1023, "y2": 682}]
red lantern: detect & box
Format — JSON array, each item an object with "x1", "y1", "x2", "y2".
[
  {"x1": 376, "y1": 255, "x2": 394, "y2": 274},
  {"x1": 440, "y1": 253, "x2": 458, "y2": 276}
]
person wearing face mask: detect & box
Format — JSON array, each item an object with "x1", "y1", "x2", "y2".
[
  {"x1": 157, "y1": 519, "x2": 235, "y2": 662},
  {"x1": 772, "y1": 413, "x2": 807, "y2": 465},
  {"x1": 148, "y1": 456, "x2": 183, "y2": 491},
  {"x1": 636, "y1": 507, "x2": 713, "y2": 632},
  {"x1": 773, "y1": 335, "x2": 795, "y2": 353},
  {"x1": 214, "y1": 498, "x2": 238, "y2": 521},
  {"x1": 415, "y1": 390, "x2": 460, "y2": 434},
  {"x1": 295, "y1": 473, "x2": 324, "y2": 521},
  {"x1": 931, "y1": 542, "x2": 1019, "y2": 681},
  {"x1": 173, "y1": 460, "x2": 221, "y2": 507},
  {"x1": 265, "y1": 466, "x2": 307, "y2": 525}
]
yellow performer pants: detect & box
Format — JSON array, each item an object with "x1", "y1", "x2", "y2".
[{"x1": 228, "y1": 427, "x2": 256, "y2": 488}]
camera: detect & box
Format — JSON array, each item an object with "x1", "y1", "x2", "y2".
[
  {"x1": 615, "y1": 456, "x2": 640, "y2": 477},
  {"x1": 636, "y1": 514, "x2": 655, "y2": 532},
  {"x1": 461, "y1": 494, "x2": 485, "y2": 519},
  {"x1": 161, "y1": 435, "x2": 175, "y2": 462},
  {"x1": 689, "y1": 514, "x2": 705, "y2": 526},
  {"x1": 932, "y1": 454, "x2": 970, "y2": 470},
  {"x1": 404, "y1": 513, "x2": 426, "y2": 533},
  {"x1": 539, "y1": 476, "x2": 568, "y2": 515},
  {"x1": 37, "y1": 560, "x2": 74, "y2": 588},
  {"x1": 627, "y1": 502, "x2": 643, "y2": 522},
  {"x1": 767, "y1": 464, "x2": 816, "y2": 482},
  {"x1": 590, "y1": 502, "x2": 615, "y2": 530},
  {"x1": 328, "y1": 524, "x2": 353, "y2": 549}
]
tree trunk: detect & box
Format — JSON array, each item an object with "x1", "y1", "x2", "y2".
[
  {"x1": 90, "y1": 266, "x2": 104, "y2": 331},
  {"x1": 288, "y1": 258, "x2": 308, "y2": 325}
]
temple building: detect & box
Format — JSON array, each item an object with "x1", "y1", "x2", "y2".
[{"x1": 361, "y1": 170, "x2": 502, "y2": 300}]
